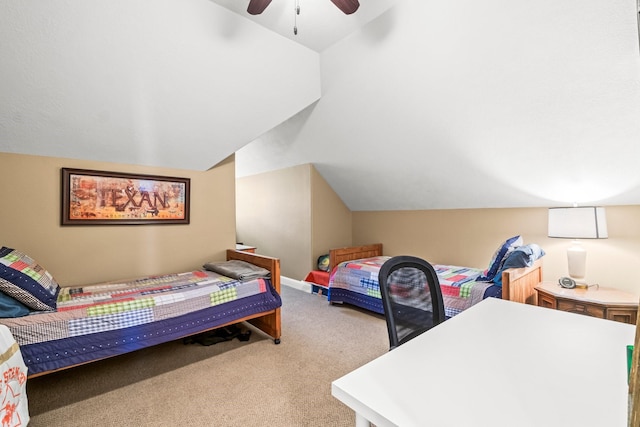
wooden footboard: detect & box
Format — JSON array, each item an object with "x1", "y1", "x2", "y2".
[
  {"x1": 501, "y1": 259, "x2": 543, "y2": 305},
  {"x1": 329, "y1": 243, "x2": 383, "y2": 270},
  {"x1": 226, "y1": 250, "x2": 281, "y2": 343}
]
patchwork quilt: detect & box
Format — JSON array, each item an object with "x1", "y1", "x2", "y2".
[
  {"x1": 434, "y1": 265, "x2": 491, "y2": 317},
  {"x1": 328, "y1": 257, "x2": 494, "y2": 318},
  {"x1": 0, "y1": 270, "x2": 280, "y2": 375}
]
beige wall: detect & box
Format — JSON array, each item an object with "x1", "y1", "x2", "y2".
[
  {"x1": 236, "y1": 164, "x2": 312, "y2": 279},
  {"x1": 239, "y1": 165, "x2": 640, "y2": 295},
  {"x1": 236, "y1": 164, "x2": 352, "y2": 280},
  {"x1": 353, "y1": 206, "x2": 640, "y2": 295},
  {"x1": 311, "y1": 166, "x2": 352, "y2": 263},
  {"x1": 0, "y1": 152, "x2": 236, "y2": 286}
]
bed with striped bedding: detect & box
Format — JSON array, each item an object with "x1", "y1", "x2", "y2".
[
  {"x1": 327, "y1": 256, "x2": 498, "y2": 317},
  {"x1": 326, "y1": 243, "x2": 544, "y2": 317},
  {"x1": 0, "y1": 250, "x2": 282, "y2": 377}
]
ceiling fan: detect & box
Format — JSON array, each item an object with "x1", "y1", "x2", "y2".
[{"x1": 247, "y1": 0, "x2": 360, "y2": 15}]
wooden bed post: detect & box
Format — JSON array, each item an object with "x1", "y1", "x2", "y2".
[{"x1": 629, "y1": 301, "x2": 640, "y2": 426}]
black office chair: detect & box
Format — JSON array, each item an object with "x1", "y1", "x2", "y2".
[{"x1": 378, "y1": 256, "x2": 445, "y2": 350}]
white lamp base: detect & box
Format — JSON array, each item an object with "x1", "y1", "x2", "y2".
[{"x1": 567, "y1": 240, "x2": 586, "y2": 283}]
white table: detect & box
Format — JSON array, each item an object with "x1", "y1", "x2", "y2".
[{"x1": 332, "y1": 298, "x2": 635, "y2": 427}]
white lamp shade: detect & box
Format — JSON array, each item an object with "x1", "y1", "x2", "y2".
[{"x1": 548, "y1": 207, "x2": 608, "y2": 239}]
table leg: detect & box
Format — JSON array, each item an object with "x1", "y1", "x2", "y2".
[{"x1": 355, "y1": 412, "x2": 371, "y2": 427}]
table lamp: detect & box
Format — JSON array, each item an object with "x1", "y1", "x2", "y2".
[{"x1": 548, "y1": 206, "x2": 608, "y2": 283}]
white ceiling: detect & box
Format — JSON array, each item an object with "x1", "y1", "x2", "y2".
[
  {"x1": 2, "y1": 0, "x2": 640, "y2": 212},
  {"x1": 236, "y1": 0, "x2": 640, "y2": 210},
  {"x1": 209, "y1": 0, "x2": 401, "y2": 52},
  {"x1": 0, "y1": 0, "x2": 321, "y2": 171}
]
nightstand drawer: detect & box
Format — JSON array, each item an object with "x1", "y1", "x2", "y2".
[
  {"x1": 607, "y1": 308, "x2": 637, "y2": 325},
  {"x1": 538, "y1": 293, "x2": 556, "y2": 309},
  {"x1": 535, "y1": 282, "x2": 639, "y2": 325},
  {"x1": 557, "y1": 300, "x2": 605, "y2": 318}
]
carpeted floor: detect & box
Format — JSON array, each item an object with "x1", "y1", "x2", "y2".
[{"x1": 26, "y1": 285, "x2": 388, "y2": 426}]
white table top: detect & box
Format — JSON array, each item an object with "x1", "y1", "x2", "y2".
[{"x1": 332, "y1": 298, "x2": 635, "y2": 427}]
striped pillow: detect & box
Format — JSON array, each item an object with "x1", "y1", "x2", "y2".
[{"x1": 0, "y1": 247, "x2": 60, "y2": 311}]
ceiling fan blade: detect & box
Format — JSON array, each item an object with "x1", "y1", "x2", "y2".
[
  {"x1": 330, "y1": 0, "x2": 360, "y2": 14},
  {"x1": 247, "y1": 0, "x2": 272, "y2": 15}
]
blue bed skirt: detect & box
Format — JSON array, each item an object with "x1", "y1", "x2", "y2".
[
  {"x1": 328, "y1": 284, "x2": 503, "y2": 317},
  {"x1": 21, "y1": 283, "x2": 281, "y2": 376}
]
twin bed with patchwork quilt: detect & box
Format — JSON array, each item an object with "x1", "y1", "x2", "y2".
[
  {"x1": 0, "y1": 248, "x2": 282, "y2": 378},
  {"x1": 327, "y1": 240, "x2": 544, "y2": 317}
]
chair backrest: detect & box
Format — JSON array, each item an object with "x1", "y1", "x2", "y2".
[{"x1": 378, "y1": 255, "x2": 445, "y2": 350}]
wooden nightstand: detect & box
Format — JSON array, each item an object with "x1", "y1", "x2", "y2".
[
  {"x1": 535, "y1": 282, "x2": 639, "y2": 325},
  {"x1": 235, "y1": 244, "x2": 256, "y2": 253}
]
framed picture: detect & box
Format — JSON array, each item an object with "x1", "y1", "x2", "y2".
[{"x1": 61, "y1": 168, "x2": 190, "y2": 225}]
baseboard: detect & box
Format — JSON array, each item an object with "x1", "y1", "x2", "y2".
[{"x1": 281, "y1": 276, "x2": 312, "y2": 293}]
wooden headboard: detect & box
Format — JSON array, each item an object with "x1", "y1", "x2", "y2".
[
  {"x1": 227, "y1": 249, "x2": 281, "y2": 294},
  {"x1": 329, "y1": 244, "x2": 383, "y2": 270},
  {"x1": 226, "y1": 249, "x2": 281, "y2": 343}
]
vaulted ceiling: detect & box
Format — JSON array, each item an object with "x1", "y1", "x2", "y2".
[
  {"x1": 210, "y1": 0, "x2": 400, "y2": 52},
  {"x1": 2, "y1": 0, "x2": 640, "y2": 211},
  {"x1": 235, "y1": 0, "x2": 640, "y2": 210}
]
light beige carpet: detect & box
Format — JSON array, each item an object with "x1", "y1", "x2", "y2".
[{"x1": 26, "y1": 285, "x2": 388, "y2": 426}]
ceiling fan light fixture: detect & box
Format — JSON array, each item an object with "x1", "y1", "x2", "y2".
[
  {"x1": 247, "y1": 0, "x2": 272, "y2": 15},
  {"x1": 330, "y1": 0, "x2": 360, "y2": 14},
  {"x1": 293, "y1": 0, "x2": 300, "y2": 35},
  {"x1": 248, "y1": 0, "x2": 359, "y2": 16}
]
